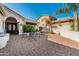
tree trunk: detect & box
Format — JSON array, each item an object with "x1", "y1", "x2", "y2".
[
  {"x1": 48, "y1": 26, "x2": 51, "y2": 33},
  {"x1": 49, "y1": 26, "x2": 51, "y2": 32},
  {"x1": 49, "y1": 25, "x2": 53, "y2": 33},
  {"x1": 73, "y1": 11, "x2": 78, "y2": 31}
]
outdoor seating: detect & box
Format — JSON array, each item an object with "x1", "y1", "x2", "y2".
[
  {"x1": 21, "y1": 32, "x2": 30, "y2": 38},
  {"x1": 21, "y1": 31, "x2": 41, "y2": 40},
  {"x1": 34, "y1": 32, "x2": 41, "y2": 37},
  {"x1": 21, "y1": 32, "x2": 33, "y2": 39}
]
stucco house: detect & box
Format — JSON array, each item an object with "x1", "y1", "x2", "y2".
[
  {"x1": 37, "y1": 15, "x2": 56, "y2": 28},
  {"x1": 52, "y1": 18, "x2": 74, "y2": 31},
  {"x1": 52, "y1": 18, "x2": 79, "y2": 43},
  {"x1": 36, "y1": 15, "x2": 56, "y2": 32},
  {"x1": 0, "y1": 4, "x2": 37, "y2": 48},
  {"x1": 0, "y1": 4, "x2": 37, "y2": 35}
]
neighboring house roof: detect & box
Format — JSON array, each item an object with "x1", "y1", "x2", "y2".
[
  {"x1": 24, "y1": 18, "x2": 37, "y2": 25},
  {"x1": 36, "y1": 15, "x2": 57, "y2": 21},
  {"x1": 52, "y1": 19, "x2": 73, "y2": 24}
]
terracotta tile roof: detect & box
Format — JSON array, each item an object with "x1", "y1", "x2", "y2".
[
  {"x1": 25, "y1": 18, "x2": 37, "y2": 24},
  {"x1": 52, "y1": 19, "x2": 73, "y2": 24}
]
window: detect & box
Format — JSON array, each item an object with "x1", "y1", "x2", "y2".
[
  {"x1": 13, "y1": 25, "x2": 16, "y2": 30},
  {"x1": 9, "y1": 24, "x2": 11, "y2": 31}
]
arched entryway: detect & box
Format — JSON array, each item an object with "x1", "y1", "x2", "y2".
[{"x1": 5, "y1": 17, "x2": 19, "y2": 34}]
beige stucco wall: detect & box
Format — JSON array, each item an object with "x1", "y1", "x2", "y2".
[
  {"x1": 37, "y1": 15, "x2": 51, "y2": 28},
  {"x1": 0, "y1": 13, "x2": 5, "y2": 33},
  {"x1": 54, "y1": 22, "x2": 71, "y2": 31},
  {"x1": 0, "y1": 4, "x2": 26, "y2": 34},
  {"x1": 0, "y1": 20, "x2": 4, "y2": 33},
  {"x1": 4, "y1": 8, "x2": 25, "y2": 34}
]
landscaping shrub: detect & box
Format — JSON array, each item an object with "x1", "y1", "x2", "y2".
[
  {"x1": 22, "y1": 25, "x2": 37, "y2": 32},
  {"x1": 70, "y1": 22, "x2": 74, "y2": 31},
  {"x1": 78, "y1": 20, "x2": 79, "y2": 31}
]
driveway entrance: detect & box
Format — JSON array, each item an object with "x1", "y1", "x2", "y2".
[{"x1": 0, "y1": 34, "x2": 79, "y2": 56}]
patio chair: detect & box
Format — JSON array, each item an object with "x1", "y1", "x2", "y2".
[
  {"x1": 21, "y1": 32, "x2": 35, "y2": 40},
  {"x1": 28, "y1": 32, "x2": 40, "y2": 40},
  {"x1": 22, "y1": 32, "x2": 30, "y2": 38},
  {"x1": 29, "y1": 32, "x2": 36, "y2": 40},
  {"x1": 34, "y1": 32, "x2": 41, "y2": 38}
]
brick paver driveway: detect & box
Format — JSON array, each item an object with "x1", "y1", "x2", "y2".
[{"x1": 0, "y1": 33, "x2": 79, "y2": 56}]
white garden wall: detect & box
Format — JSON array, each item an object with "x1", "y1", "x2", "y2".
[{"x1": 53, "y1": 28, "x2": 79, "y2": 43}]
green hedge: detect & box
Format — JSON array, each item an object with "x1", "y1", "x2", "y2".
[{"x1": 22, "y1": 25, "x2": 37, "y2": 32}]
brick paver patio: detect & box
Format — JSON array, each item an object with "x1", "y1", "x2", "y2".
[{"x1": 0, "y1": 33, "x2": 79, "y2": 56}]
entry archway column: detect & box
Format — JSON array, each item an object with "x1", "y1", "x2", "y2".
[
  {"x1": 18, "y1": 22, "x2": 23, "y2": 35},
  {"x1": 0, "y1": 20, "x2": 4, "y2": 33}
]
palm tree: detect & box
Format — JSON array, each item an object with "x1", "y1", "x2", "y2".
[
  {"x1": 0, "y1": 4, "x2": 5, "y2": 16},
  {"x1": 54, "y1": 3, "x2": 79, "y2": 31}
]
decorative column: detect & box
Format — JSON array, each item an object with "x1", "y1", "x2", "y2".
[
  {"x1": 2, "y1": 20, "x2": 5, "y2": 33},
  {"x1": 0, "y1": 20, "x2": 4, "y2": 33},
  {"x1": 18, "y1": 22, "x2": 23, "y2": 35}
]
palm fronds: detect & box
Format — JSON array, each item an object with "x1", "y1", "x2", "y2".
[
  {"x1": 54, "y1": 7, "x2": 69, "y2": 14},
  {"x1": 54, "y1": 3, "x2": 79, "y2": 14},
  {"x1": 0, "y1": 5, "x2": 5, "y2": 16},
  {"x1": 54, "y1": 3, "x2": 79, "y2": 31}
]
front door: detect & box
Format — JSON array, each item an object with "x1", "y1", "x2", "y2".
[{"x1": 6, "y1": 23, "x2": 18, "y2": 34}]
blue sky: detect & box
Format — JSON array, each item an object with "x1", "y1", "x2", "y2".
[{"x1": 4, "y1": 3, "x2": 75, "y2": 20}]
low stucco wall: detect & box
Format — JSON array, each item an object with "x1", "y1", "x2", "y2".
[
  {"x1": 53, "y1": 28, "x2": 79, "y2": 43},
  {"x1": 0, "y1": 33, "x2": 9, "y2": 49}
]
